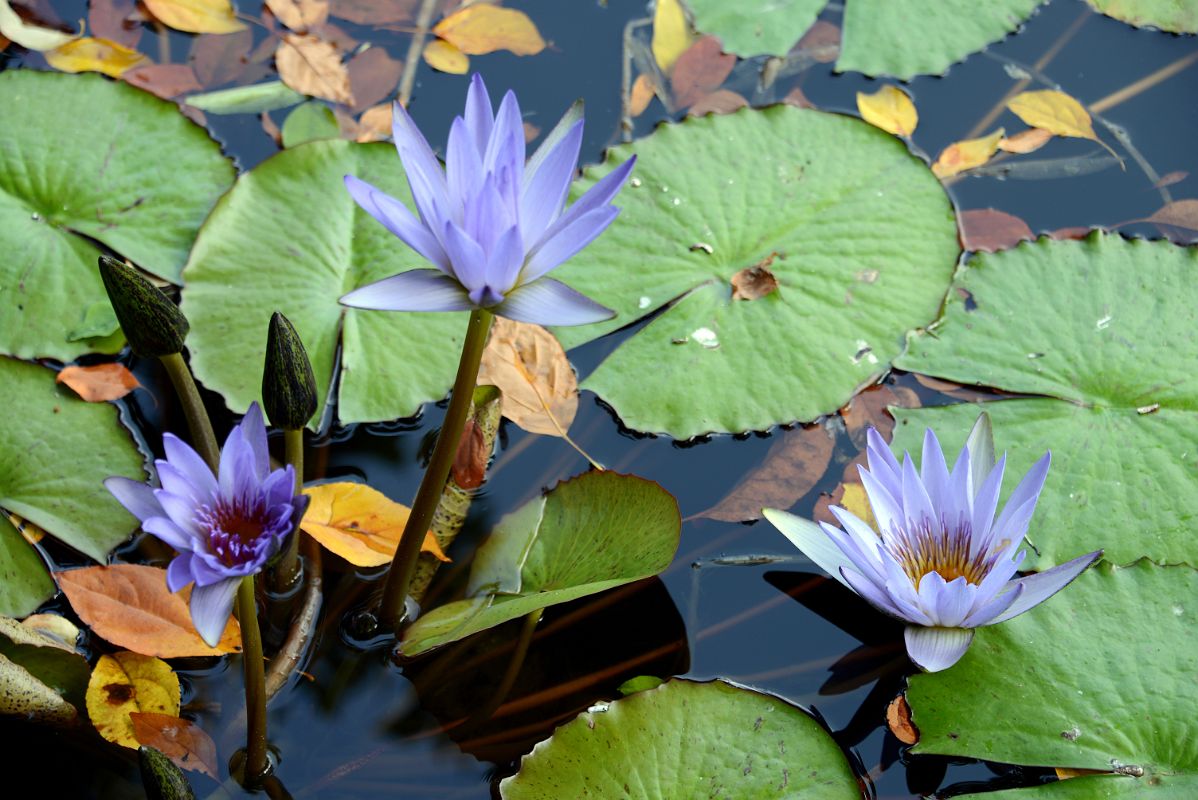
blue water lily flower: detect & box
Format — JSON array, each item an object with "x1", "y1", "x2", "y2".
[
  {"x1": 105, "y1": 403, "x2": 308, "y2": 646},
  {"x1": 765, "y1": 413, "x2": 1101, "y2": 672},
  {"x1": 340, "y1": 73, "x2": 634, "y2": 326}
]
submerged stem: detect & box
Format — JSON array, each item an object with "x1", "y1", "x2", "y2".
[
  {"x1": 467, "y1": 608, "x2": 543, "y2": 726},
  {"x1": 159, "y1": 352, "x2": 221, "y2": 473},
  {"x1": 269, "y1": 428, "x2": 305, "y2": 592},
  {"x1": 379, "y1": 308, "x2": 494, "y2": 630},
  {"x1": 236, "y1": 575, "x2": 270, "y2": 786}
]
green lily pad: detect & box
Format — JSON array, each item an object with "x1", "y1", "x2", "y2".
[
  {"x1": 683, "y1": 0, "x2": 824, "y2": 58},
  {"x1": 281, "y1": 102, "x2": 341, "y2": 149},
  {"x1": 0, "y1": 71, "x2": 235, "y2": 361},
  {"x1": 552, "y1": 105, "x2": 957, "y2": 437},
  {"x1": 907, "y1": 561, "x2": 1198, "y2": 797},
  {"x1": 894, "y1": 233, "x2": 1198, "y2": 569},
  {"x1": 499, "y1": 679, "x2": 860, "y2": 799},
  {"x1": 400, "y1": 471, "x2": 680, "y2": 657},
  {"x1": 1086, "y1": 0, "x2": 1198, "y2": 33},
  {"x1": 181, "y1": 140, "x2": 468, "y2": 426},
  {"x1": 0, "y1": 358, "x2": 145, "y2": 611}
]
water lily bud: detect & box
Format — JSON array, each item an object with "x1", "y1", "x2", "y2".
[
  {"x1": 262, "y1": 312, "x2": 317, "y2": 429},
  {"x1": 138, "y1": 746, "x2": 196, "y2": 800},
  {"x1": 97, "y1": 255, "x2": 188, "y2": 357}
]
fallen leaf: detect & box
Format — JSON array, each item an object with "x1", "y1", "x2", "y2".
[
  {"x1": 186, "y1": 80, "x2": 305, "y2": 114},
  {"x1": 266, "y1": 0, "x2": 327, "y2": 32},
  {"x1": 7, "y1": 511, "x2": 44, "y2": 544},
  {"x1": 886, "y1": 694, "x2": 918, "y2": 745},
  {"x1": 451, "y1": 419, "x2": 488, "y2": 490},
  {"x1": 1146, "y1": 199, "x2": 1198, "y2": 232},
  {"x1": 56, "y1": 363, "x2": 140, "y2": 402},
  {"x1": 730, "y1": 265, "x2": 778, "y2": 300},
  {"x1": 840, "y1": 383, "x2": 919, "y2": 444},
  {"x1": 57, "y1": 564, "x2": 241, "y2": 658},
  {"x1": 0, "y1": 615, "x2": 89, "y2": 710},
  {"x1": 88, "y1": 0, "x2": 141, "y2": 49},
  {"x1": 311, "y1": 20, "x2": 357, "y2": 53},
  {"x1": 1006, "y1": 89, "x2": 1098, "y2": 142},
  {"x1": 86, "y1": 652, "x2": 179, "y2": 749},
  {"x1": 671, "y1": 35, "x2": 735, "y2": 108},
  {"x1": 697, "y1": 424, "x2": 834, "y2": 522},
  {"x1": 795, "y1": 20, "x2": 839, "y2": 63},
  {"x1": 687, "y1": 89, "x2": 747, "y2": 116},
  {"x1": 301, "y1": 482, "x2": 448, "y2": 567},
  {"x1": 124, "y1": 63, "x2": 202, "y2": 99},
  {"x1": 0, "y1": 651, "x2": 76, "y2": 724},
  {"x1": 998, "y1": 127, "x2": 1052, "y2": 154},
  {"x1": 351, "y1": 102, "x2": 391, "y2": 141},
  {"x1": 276, "y1": 32, "x2": 354, "y2": 105},
  {"x1": 959, "y1": 208, "x2": 1034, "y2": 253},
  {"x1": 932, "y1": 128, "x2": 1004, "y2": 179},
  {"x1": 330, "y1": 0, "x2": 417, "y2": 25},
  {"x1": 190, "y1": 28, "x2": 253, "y2": 86},
  {"x1": 1, "y1": 32, "x2": 9, "y2": 50},
  {"x1": 783, "y1": 86, "x2": 812, "y2": 108},
  {"x1": 142, "y1": 0, "x2": 245, "y2": 34},
  {"x1": 1055, "y1": 767, "x2": 1107, "y2": 780},
  {"x1": 1153, "y1": 171, "x2": 1187, "y2": 189},
  {"x1": 45, "y1": 37, "x2": 148, "y2": 77},
  {"x1": 651, "y1": 0, "x2": 694, "y2": 73},
  {"x1": 0, "y1": 0, "x2": 77, "y2": 50},
  {"x1": 477, "y1": 318, "x2": 578, "y2": 438},
  {"x1": 856, "y1": 85, "x2": 917, "y2": 137},
  {"x1": 629, "y1": 73, "x2": 655, "y2": 117},
  {"x1": 346, "y1": 45, "x2": 401, "y2": 111},
  {"x1": 1049, "y1": 225, "x2": 1093, "y2": 240},
  {"x1": 131, "y1": 712, "x2": 218, "y2": 777},
  {"x1": 19, "y1": 614, "x2": 79, "y2": 650},
  {"x1": 433, "y1": 4, "x2": 544, "y2": 57},
  {"x1": 261, "y1": 109, "x2": 283, "y2": 145},
  {"x1": 522, "y1": 121, "x2": 540, "y2": 142},
  {"x1": 422, "y1": 37, "x2": 468, "y2": 74}
]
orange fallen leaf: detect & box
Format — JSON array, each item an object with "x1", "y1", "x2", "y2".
[
  {"x1": 629, "y1": 73, "x2": 655, "y2": 117},
  {"x1": 349, "y1": 103, "x2": 392, "y2": 142},
  {"x1": 46, "y1": 37, "x2": 148, "y2": 77},
  {"x1": 86, "y1": 652, "x2": 179, "y2": 749},
  {"x1": 671, "y1": 35, "x2": 735, "y2": 109},
  {"x1": 433, "y1": 4, "x2": 545, "y2": 57},
  {"x1": 886, "y1": 694, "x2": 919, "y2": 745},
  {"x1": 57, "y1": 565, "x2": 241, "y2": 658},
  {"x1": 131, "y1": 711, "x2": 218, "y2": 777},
  {"x1": 56, "y1": 364, "x2": 140, "y2": 402},
  {"x1": 422, "y1": 38, "x2": 468, "y2": 74},
  {"x1": 998, "y1": 127, "x2": 1052, "y2": 154},
  {"x1": 477, "y1": 318, "x2": 577, "y2": 438},
  {"x1": 730, "y1": 264, "x2": 778, "y2": 300},
  {"x1": 142, "y1": 0, "x2": 245, "y2": 34},
  {"x1": 856, "y1": 85, "x2": 917, "y2": 137},
  {"x1": 301, "y1": 482, "x2": 448, "y2": 567},
  {"x1": 452, "y1": 419, "x2": 488, "y2": 490},
  {"x1": 959, "y1": 208, "x2": 1034, "y2": 253},
  {"x1": 840, "y1": 383, "x2": 920, "y2": 445},
  {"x1": 932, "y1": 128, "x2": 1004, "y2": 179},
  {"x1": 266, "y1": 0, "x2": 328, "y2": 32},
  {"x1": 276, "y1": 33, "x2": 354, "y2": 105}
]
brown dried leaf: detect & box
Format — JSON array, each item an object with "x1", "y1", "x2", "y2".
[
  {"x1": 630, "y1": 73, "x2": 655, "y2": 117},
  {"x1": 422, "y1": 37, "x2": 468, "y2": 74},
  {"x1": 433, "y1": 4, "x2": 545, "y2": 56},
  {"x1": 1146, "y1": 199, "x2": 1198, "y2": 232},
  {"x1": 351, "y1": 102, "x2": 391, "y2": 142},
  {"x1": 312, "y1": 20, "x2": 357, "y2": 52},
  {"x1": 276, "y1": 33, "x2": 354, "y2": 105},
  {"x1": 123, "y1": 63, "x2": 202, "y2": 99},
  {"x1": 730, "y1": 265, "x2": 778, "y2": 300},
  {"x1": 886, "y1": 694, "x2": 919, "y2": 745},
  {"x1": 261, "y1": 109, "x2": 283, "y2": 145},
  {"x1": 998, "y1": 127, "x2": 1052, "y2": 154},
  {"x1": 88, "y1": 0, "x2": 141, "y2": 49},
  {"x1": 783, "y1": 86, "x2": 812, "y2": 108},
  {"x1": 477, "y1": 318, "x2": 578, "y2": 438},
  {"x1": 1153, "y1": 171, "x2": 1187, "y2": 190},
  {"x1": 795, "y1": 20, "x2": 839, "y2": 62},
  {"x1": 266, "y1": 0, "x2": 328, "y2": 32},
  {"x1": 57, "y1": 565, "x2": 242, "y2": 658},
  {"x1": 346, "y1": 45, "x2": 401, "y2": 112},
  {"x1": 841, "y1": 383, "x2": 919, "y2": 444},
  {"x1": 330, "y1": 0, "x2": 418, "y2": 25},
  {"x1": 671, "y1": 35, "x2": 735, "y2": 109},
  {"x1": 56, "y1": 363, "x2": 140, "y2": 402},
  {"x1": 522, "y1": 121, "x2": 540, "y2": 143},
  {"x1": 697, "y1": 425, "x2": 834, "y2": 523},
  {"x1": 190, "y1": 28, "x2": 252, "y2": 86},
  {"x1": 130, "y1": 711, "x2": 218, "y2": 777},
  {"x1": 687, "y1": 89, "x2": 747, "y2": 116},
  {"x1": 958, "y1": 208, "x2": 1034, "y2": 253},
  {"x1": 451, "y1": 419, "x2": 488, "y2": 490}
]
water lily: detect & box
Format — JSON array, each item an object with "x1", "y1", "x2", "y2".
[
  {"x1": 105, "y1": 403, "x2": 308, "y2": 646},
  {"x1": 764, "y1": 413, "x2": 1101, "y2": 672},
  {"x1": 340, "y1": 73, "x2": 634, "y2": 326}
]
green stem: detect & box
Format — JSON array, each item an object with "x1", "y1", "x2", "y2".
[
  {"x1": 159, "y1": 352, "x2": 221, "y2": 472},
  {"x1": 268, "y1": 428, "x2": 305, "y2": 592},
  {"x1": 236, "y1": 575, "x2": 270, "y2": 785},
  {"x1": 379, "y1": 308, "x2": 493, "y2": 630},
  {"x1": 467, "y1": 608, "x2": 542, "y2": 726}
]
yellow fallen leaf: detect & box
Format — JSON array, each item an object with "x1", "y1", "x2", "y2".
[
  {"x1": 0, "y1": 0, "x2": 79, "y2": 51},
  {"x1": 433, "y1": 5, "x2": 544, "y2": 57},
  {"x1": 265, "y1": 0, "x2": 327, "y2": 32},
  {"x1": 932, "y1": 128, "x2": 1004, "y2": 179},
  {"x1": 422, "y1": 38, "x2": 469, "y2": 75},
  {"x1": 86, "y1": 652, "x2": 180, "y2": 749},
  {"x1": 630, "y1": 73, "x2": 656, "y2": 117},
  {"x1": 1006, "y1": 89, "x2": 1097, "y2": 141},
  {"x1": 142, "y1": 0, "x2": 245, "y2": 34},
  {"x1": 999, "y1": 127, "x2": 1053, "y2": 154},
  {"x1": 839, "y1": 482, "x2": 877, "y2": 531},
  {"x1": 301, "y1": 483, "x2": 448, "y2": 567},
  {"x1": 856, "y1": 85, "x2": 917, "y2": 137},
  {"x1": 651, "y1": 0, "x2": 694, "y2": 73},
  {"x1": 46, "y1": 37, "x2": 148, "y2": 78},
  {"x1": 477, "y1": 318, "x2": 578, "y2": 438},
  {"x1": 351, "y1": 103, "x2": 393, "y2": 142},
  {"x1": 276, "y1": 33, "x2": 354, "y2": 105}
]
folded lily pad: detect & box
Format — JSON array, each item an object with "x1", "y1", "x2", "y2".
[
  {"x1": 894, "y1": 233, "x2": 1198, "y2": 569},
  {"x1": 907, "y1": 561, "x2": 1198, "y2": 797},
  {"x1": 1086, "y1": 0, "x2": 1198, "y2": 33},
  {"x1": 499, "y1": 679, "x2": 860, "y2": 799},
  {"x1": 553, "y1": 105, "x2": 957, "y2": 437},
  {"x1": 400, "y1": 471, "x2": 680, "y2": 657},
  {"x1": 0, "y1": 71, "x2": 235, "y2": 361}
]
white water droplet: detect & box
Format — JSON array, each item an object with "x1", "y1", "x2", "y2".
[
  {"x1": 692, "y1": 327, "x2": 719, "y2": 348},
  {"x1": 638, "y1": 296, "x2": 651, "y2": 309}
]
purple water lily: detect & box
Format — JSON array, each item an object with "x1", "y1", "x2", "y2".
[
  {"x1": 105, "y1": 404, "x2": 307, "y2": 646},
  {"x1": 764, "y1": 413, "x2": 1101, "y2": 672},
  {"x1": 339, "y1": 73, "x2": 634, "y2": 326}
]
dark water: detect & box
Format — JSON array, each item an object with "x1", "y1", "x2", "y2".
[{"x1": 3, "y1": 0, "x2": 1197, "y2": 797}]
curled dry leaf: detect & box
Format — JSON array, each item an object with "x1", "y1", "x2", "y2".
[
  {"x1": 0, "y1": 651, "x2": 76, "y2": 724},
  {"x1": 57, "y1": 564, "x2": 242, "y2": 658},
  {"x1": 687, "y1": 89, "x2": 747, "y2": 116},
  {"x1": 730, "y1": 265, "x2": 778, "y2": 300},
  {"x1": 433, "y1": 4, "x2": 545, "y2": 57},
  {"x1": 124, "y1": 64, "x2": 203, "y2": 100},
  {"x1": 276, "y1": 33, "x2": 354, "y2": 105},
  {"x1": 932, "y1": 128, "x2": 1004, "y2": 179},
  {"x1": 301, "y1": 482, "x2": 448, "y2": 567},
  {"x1": 630, "y1": 73, "x2": 656, "y2": 117},
  {"x1": 671, "y1": 35, "x2": 736, "y2": 109},
  {"x1": 856, "y1": 85, "x2": 917, "y2": 137},
  {"x1": 346, "y1": 45, "x2": 401, "y2": 112},
  {"x1": 651, "y1": 0, "x2": 694, "y2": 73},
  {"x1": 142, "y1": 0, "x2": 245, "y2": 34},
  {"x1": 477, "y1": 318, "x2": 578, "y2": 438},
  {"x1": 56, "y1": 364, "x2": 140, "y2": 402},
  {"x1": 998, "y1": 127, "x2": 1052, "y2": 154},
  {"x1": 130, "y1": 711, "x2": 218, "y2": 777},
  {"x1": 88, "y1": 0, "x2": 141, "y2": 49},
  {"x1": 886, "y1": 694, "x2": 919, "y2": 745},
  {"x1": 422, "y1": 38, "x2": 468, "y2": 74},
  {"x1": 86, "y1": 652, "x2": 179, "y2": 749},
  {"x1": 958, "y1": 208, "x2": 1034, "y2": 253},
  {"x1": 46, "y1": 37, "x2": 148, "y2": 77},
  {"x1": 0, "y1": 0, "x2": 78, "y2": 51},
  {"x1": 266, "y1": 0, "x2": 328, "y2": 32}
]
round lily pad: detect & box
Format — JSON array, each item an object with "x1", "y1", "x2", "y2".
[
  {"x1": 894, "y1": 233, "x2": 1198, "y2": 569},
  {"x1": 499, "y1": 679, "x2": 861, "y2": 799},
  {"x1": 0, "y1": 71, "x2": 235, "y2": 361},
  {"x1": 1086, "y1": 0, "x2": 1198, "y2": 33},
  {"x1": 907, "y1": 561, "x2": 1198, "y2": 797},
  {"x1": 400, "y1": 471, "x2": 680, "y2": 657},
  {"x1": 0, "y1": 358, "x2": 145, "y2": 615},
  {"x1": 553, "y1": 105, "x2": 958, "y2": 437},
  {"x1": 181, "y1": 139, "x2": 469, "y2": 426}
]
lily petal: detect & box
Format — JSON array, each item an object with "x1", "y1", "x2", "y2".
[
  {"x1": 341, "y1": 269, "x2": 473, "y2": 313},
  {"x1": 189, "y1": 578, "x2": 240, "y2": 647},
  {"x1": 521, "y1": 206, "x2": 620, "y2": 286},
  {"x1": 166, "y1": 553, "x2": 194, "y2": 593},
  {"x1": 493, "y1": 278, "x2": 614, "y2": 326},
  {"x1": 988, "y1": 550, "x2": 1102, "y2": 624},
  {"x1": 344, "y1": 175, "x2": 449, "y2": 271},
  {"x1": 105, "y1": 476, "x2": 163, "y2": 522},
  {"x1": 520, "y1": 117, "x2": 584, "y2": 244},
  {"x1": 143, "y1": 516, "x2": 197, "y2": 553},
  {"x1": 162, "y1": 435, "x2": 218, "y2": 498},
  {"x1": 905, "y1": 626, "x2": 974, "y2": 672},
  {"x1": 763, "y1": 509, "x2": 854, "y2": 589},
  {"x1": 462, "y1": 73, "x2": 494, "y2": 157},
  {"x1": 535, "y1": 156, "x2": 635, "y2": 250}
]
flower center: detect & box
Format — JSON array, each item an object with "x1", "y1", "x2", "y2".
[
  {"x1": 886, "y1": 515, "x2": 992, "y2": 589},
  {"x1": 198, "y1": 498, "x2": 271, "y2": 568}
]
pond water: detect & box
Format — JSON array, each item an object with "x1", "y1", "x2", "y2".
[{"x1": 2, "y1": 0, "x2": 1197, "y2": 797}]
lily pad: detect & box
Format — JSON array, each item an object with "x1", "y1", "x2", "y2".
[
  {"x1": 907, "y1": 561, "x2": 1198, "y2": 797},
  {"x1": 0, "y1": 358, "x2": 145, "y2": 612},
  {"x1": 894, "y1": 233, "x2": 1198, "y2": 569},
  {"x1": 683, "y1": 0, "x2": 824, "y2": 59},
  {"x1": 553, "y1": 105, "x2": 957, "y2": 437},
  {"x1": 499, "y1": 679, "x2": 860, "y2": 799},
  {"x1": 181, "y1": 139, "x2": 468, "y2": 426},
  {"x1": 400, "y1": 471, "x2": 680, "y2": 657},
  {"x1": 1086, "y1": 0, "x2": 1198, "y2": 33},
  {"x1": 0, "y1": 71, "x2": 235, "y2": 361}
]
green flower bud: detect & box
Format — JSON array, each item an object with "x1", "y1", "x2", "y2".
[
  {"x1": 138, "y1": 746, "x2": 196, "y2": 800},
  {"x1": 262, "y1": 312, "x2": 317, "y2": 429},
  {"x1": 97, "y1": 256, "x2": 189, "y2": 357}
]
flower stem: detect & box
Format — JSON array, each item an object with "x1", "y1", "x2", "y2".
[
  {"x1": 268, "y1": 428, "x2": 305, "y2": 592},
  {"x1": 159, "y1": 352, "x2": 221, "y2": 473},
  {"x1": 380, "y1": 308, "x2": 493, "y2": 630},
  {"x1": 235, "y1": 575, "x2": 270, "y2": 785}
]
